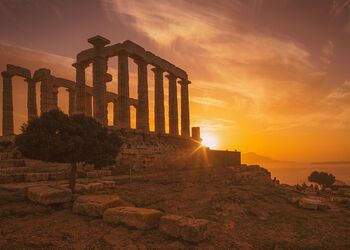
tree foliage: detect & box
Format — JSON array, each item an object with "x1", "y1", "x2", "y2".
[
  {"x1": 15, "y1": 110, "x2": 123, "y2": 191},
  {"x1": 308, "y1": 171, "x2": 336, "y2": 188}
]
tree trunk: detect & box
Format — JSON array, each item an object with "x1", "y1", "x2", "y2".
[{"x1": 69, "y1": 162, "x2": 77, "y2": 193}]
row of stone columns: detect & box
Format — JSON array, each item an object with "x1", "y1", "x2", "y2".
[{"x1": 73, "y1": 36, "x2": 191, "y2": 137}]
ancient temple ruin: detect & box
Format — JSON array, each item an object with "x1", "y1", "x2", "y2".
[{"x1": 1, "y1": 35, "x2": 192, "y2": 139}]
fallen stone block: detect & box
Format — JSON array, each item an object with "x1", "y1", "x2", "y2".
[
  {"x1": 103, "y1": 207, "x2": 162, "y2": 230},
  {"x1": 73, "y1": 195, "x2": 126, "y2": 217},
  {"x1": 25, "y1": 173, "x2": 49, "y2": 182},
  {"x1": 27, "y1": 186, "x2": 72, "y2": 205},
  {"x1": 298, "y1": 197, "x2": 329, "y2": 210},
  {"x1": 160, "y1": 215, "x2": 209, "y2": 243}
]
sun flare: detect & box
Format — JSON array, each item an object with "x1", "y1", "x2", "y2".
[{"x1": 201, "y1": 133, "x2": 218, "y2": 149}]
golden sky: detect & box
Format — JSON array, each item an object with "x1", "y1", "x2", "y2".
[{"x1": 1, "y1": 0, "x2": 350, "y2": 162}]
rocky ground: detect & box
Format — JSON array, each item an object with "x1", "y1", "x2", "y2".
[{"x1": 1, "y1": 165, "x2": 350, "y2": 249}]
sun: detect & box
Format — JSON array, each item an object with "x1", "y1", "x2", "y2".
[{"x1": 201, "y1": 133, "x2": 218, "y2": 149}]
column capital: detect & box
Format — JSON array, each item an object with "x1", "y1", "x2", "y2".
[
  {"x1": 117, "y1": 50, "x2": 129, "y2": 58},
  {"x1": 151, "y1": 67, "x2": 164, "y2": 73},
  {"x1": 72, "y1": 61, "x2": 89, "y2": 69},
  {"x1": 1, "y1": 71, "x2": 12, "y2": 79},
  {"x1": 133, "y1": 57, "x2": 147, "y2": 66},
  {"x1": 178, "y1": 78, "x2": 191, "y2": 85},
  {"x1": 87, "y1": 35, "x2": 110, "y2": 48},
  {"x1": 165, "y1": 73, "x2": 177, "y2": 80}
]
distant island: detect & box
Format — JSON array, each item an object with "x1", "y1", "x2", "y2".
[
  {"x1": 241, "y1": 152, "x2": 294, "y2": 164},
  {"x1": 311, "y1": 161, "x2": 350, "y2": 165}
]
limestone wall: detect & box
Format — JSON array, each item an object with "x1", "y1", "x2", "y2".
[{"x1": 114, "y1": 129, "x2": 202, "y2": 173}]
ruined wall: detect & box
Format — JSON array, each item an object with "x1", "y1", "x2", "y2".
[
  {"x1": 114, "y1": 129, "x2": 203, "y2": 173},
  {"x1": 113, "y1": 129, "x2": 241, "y2": 173}
]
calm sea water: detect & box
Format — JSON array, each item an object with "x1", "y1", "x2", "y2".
[{"x1": 262, "y1": 162, "x2": 350, "y2": 185}]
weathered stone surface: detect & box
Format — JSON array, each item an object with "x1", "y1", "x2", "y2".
[
  {"x1": 73, "y1": 194, "x2": 125, "y2": 217},
  {"x1": 103, "y1": 207, "x2": 162, "y2": 230},
  {"x1": 27, "y1": 186, "x2": 72, "y2": 205},
  {"x1": 160, "y1": 215, "x2": 209, "y2": 243},
  {"x1": 298, "y1": 197, "x2": 329, "y2": 210},
  {"x1": 25, "y1": 173, "x2": 49, "y2": 182}
]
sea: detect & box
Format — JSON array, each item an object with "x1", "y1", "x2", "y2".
[{"x1": 261, "y1": 162, "x2": 350, "y2": 185}]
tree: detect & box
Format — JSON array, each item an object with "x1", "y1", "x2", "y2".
[
  {"x1": 15, "y1": 110, "x2": 122, "y2": 192},
  {"x1": 308, "y1": 171, "x2": 336, "y2": 188}
]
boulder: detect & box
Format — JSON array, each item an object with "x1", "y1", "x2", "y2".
[
  {"x1": 27, "y1": 186, "x2": 72, "y2": 205},
  {"x1": 103, "y1": 207, "x2": 162, "y2": 230},
  {"x1": 160, "y1": 214, "x2": 209, "y2": 243},
  {"x1": 73, "y1": 195, "x2": 126, "y2": 217},
  {"x1": 298, "y1": 197, "x2": 329, "y2": 210}
]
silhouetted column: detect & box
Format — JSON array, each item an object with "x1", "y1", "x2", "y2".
[
  {"x1": 134, "y1": 58, "x2": 149, "y2": 131},
  {"x1": 117, "y1": 51, "x2": 130, "y2": 128},
  {"x1": 40, "y1": 77, "x2": 54, "y2": 113},
  {"x1": 166, "y1": 73, "x2": 179, "y2": 136},
  {"x1": 179, "y1": 79, "x2": 191, "y2": 137},
  {"x1": 67, "y1": 89, "x2": 76, "y2": 116},
  {"x1": 113, "y1": 99, "x2": 118, "y2": 128},
  {"x1": 52, "y1": 86, "x2": 59, "y2": 110},
  {"x1": 1, "y1": 71, "x2": 14, "y2": 136},
  {"x1": 26, "y1": 78, "x2": 37, "y2": 120},
  {"x1": 73, "y1": 62, "x2": 88, "y2": 115},
  {"x1": 152, "y1": 67, "x2": 165, "y2": 134},
  {"x1": 88, "y1": 35, "x2": 110, "y2": 126},
  {"x1": 85, "y1": 93, "x2": 92, "y2": 117}
]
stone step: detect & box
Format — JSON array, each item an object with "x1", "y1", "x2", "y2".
[
  {"x1": 0, "y1": 159, "x2": 26, "y2": 168},
  {"x1": 73, "y1": 194, "x2": 127, "y2": 217},
  {"x1": 103, "y1": 207, "x2": 163, "y2": 230},
  {"x1": 27, "y1": 186, "x2": 72, "y2": 205},
  {"x1": 160, "y1": 215, "x2": 209, "y2": 243}
]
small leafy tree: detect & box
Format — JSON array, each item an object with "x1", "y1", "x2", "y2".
[
  {"x1": 308, "y1": 171, "x2": 336, "y2": 188},
  {"x1": 16, "y1": 110, "x2": 122, "y2": 192}
]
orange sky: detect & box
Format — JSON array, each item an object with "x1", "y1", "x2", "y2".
[{"x1": 1, "y1": 0, "x2": 350, "y2": 162}]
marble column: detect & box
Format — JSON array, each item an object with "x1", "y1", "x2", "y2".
[
  {"x1": 166, "y1": 73, "x2": 179, "y2": 136},
  {"x1": 113, "y1": 98, "x2": 118, "y2": 128},
  {"x1": 85, "y1": 93, "x2": 92, "y2": 117},
  {"x1": 88, "y1": 35, "x2": 110, "y2": 126},
  {"x1": 1, "y1": 71, "x2": 14, "y2": 136},
  {"x1": 67, "y1": 89, "x2": 76, "y2": 116},
  {"x1": 73, "y1": 62, "x2": 88, "y2": 115},
  {"x1": 134, "y1": 58, "x2": 149, "y2": 131},
  {"x1": 26, "y1": 78, "x2": 37, "y2": 120},
  {"x1": 117, "y1": 51, "x2": 130, "y2": 128},
  {"x1": 152, "y1": 67, "x2": 165, "y2": 134},
  {"x1": 179, "y1": 79, "x2": 191, "y2": 137},
  {"x1": 40, "y1": 78, "x2": 51, "y2": 114}
]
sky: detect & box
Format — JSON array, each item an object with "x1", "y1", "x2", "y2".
[{"x1": 0, "y1": 0, "x2": 350, "y2": 162}]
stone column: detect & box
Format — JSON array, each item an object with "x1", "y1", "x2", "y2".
[
  {"x1": 85, "y1": 93, "x2": 92, "y2": 117},
  {"x1": 152, "y1": 67, "x2": 165, "y2": 134},
  {"x1": 134, "y1": 58, "x2": 149, "y2": 131},
  {"x1": 52, "y1": 86, "x2": 59, "y2": 110},
  {"x1": 166, "y1": 73, "x2": 179, "y2": 136},
  {"x1": 40, "y1": 77, "x2": 51, "y2": 114},
  {"x1": 88, "y1": 35, "x2": 110, "y2": 126},
  {"x1": 179, "y1": 79, "x2": 191, "y2": 137},
  {"x1": 113, "y1": 98, "x2": 118, "y2": 128},
  {"x1": 73, "y1": 62, "x2": 88, "y2": 115},
  {"x1": 117, "y1": 51, "x2": 130, "y2": 128},
  {"x1": 1, "y1": 71, "x2": 14, "y2": 136},
  {"x1": 26, "y1": 78, "x2": 37, "y2": 120},
  {"x1": 67, "y1": 89, "x2": 76, "y2": 116}
]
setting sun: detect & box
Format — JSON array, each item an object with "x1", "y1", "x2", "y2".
[{"x1": 201, "y1": 133, "x2": 218, "y2": 149}]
